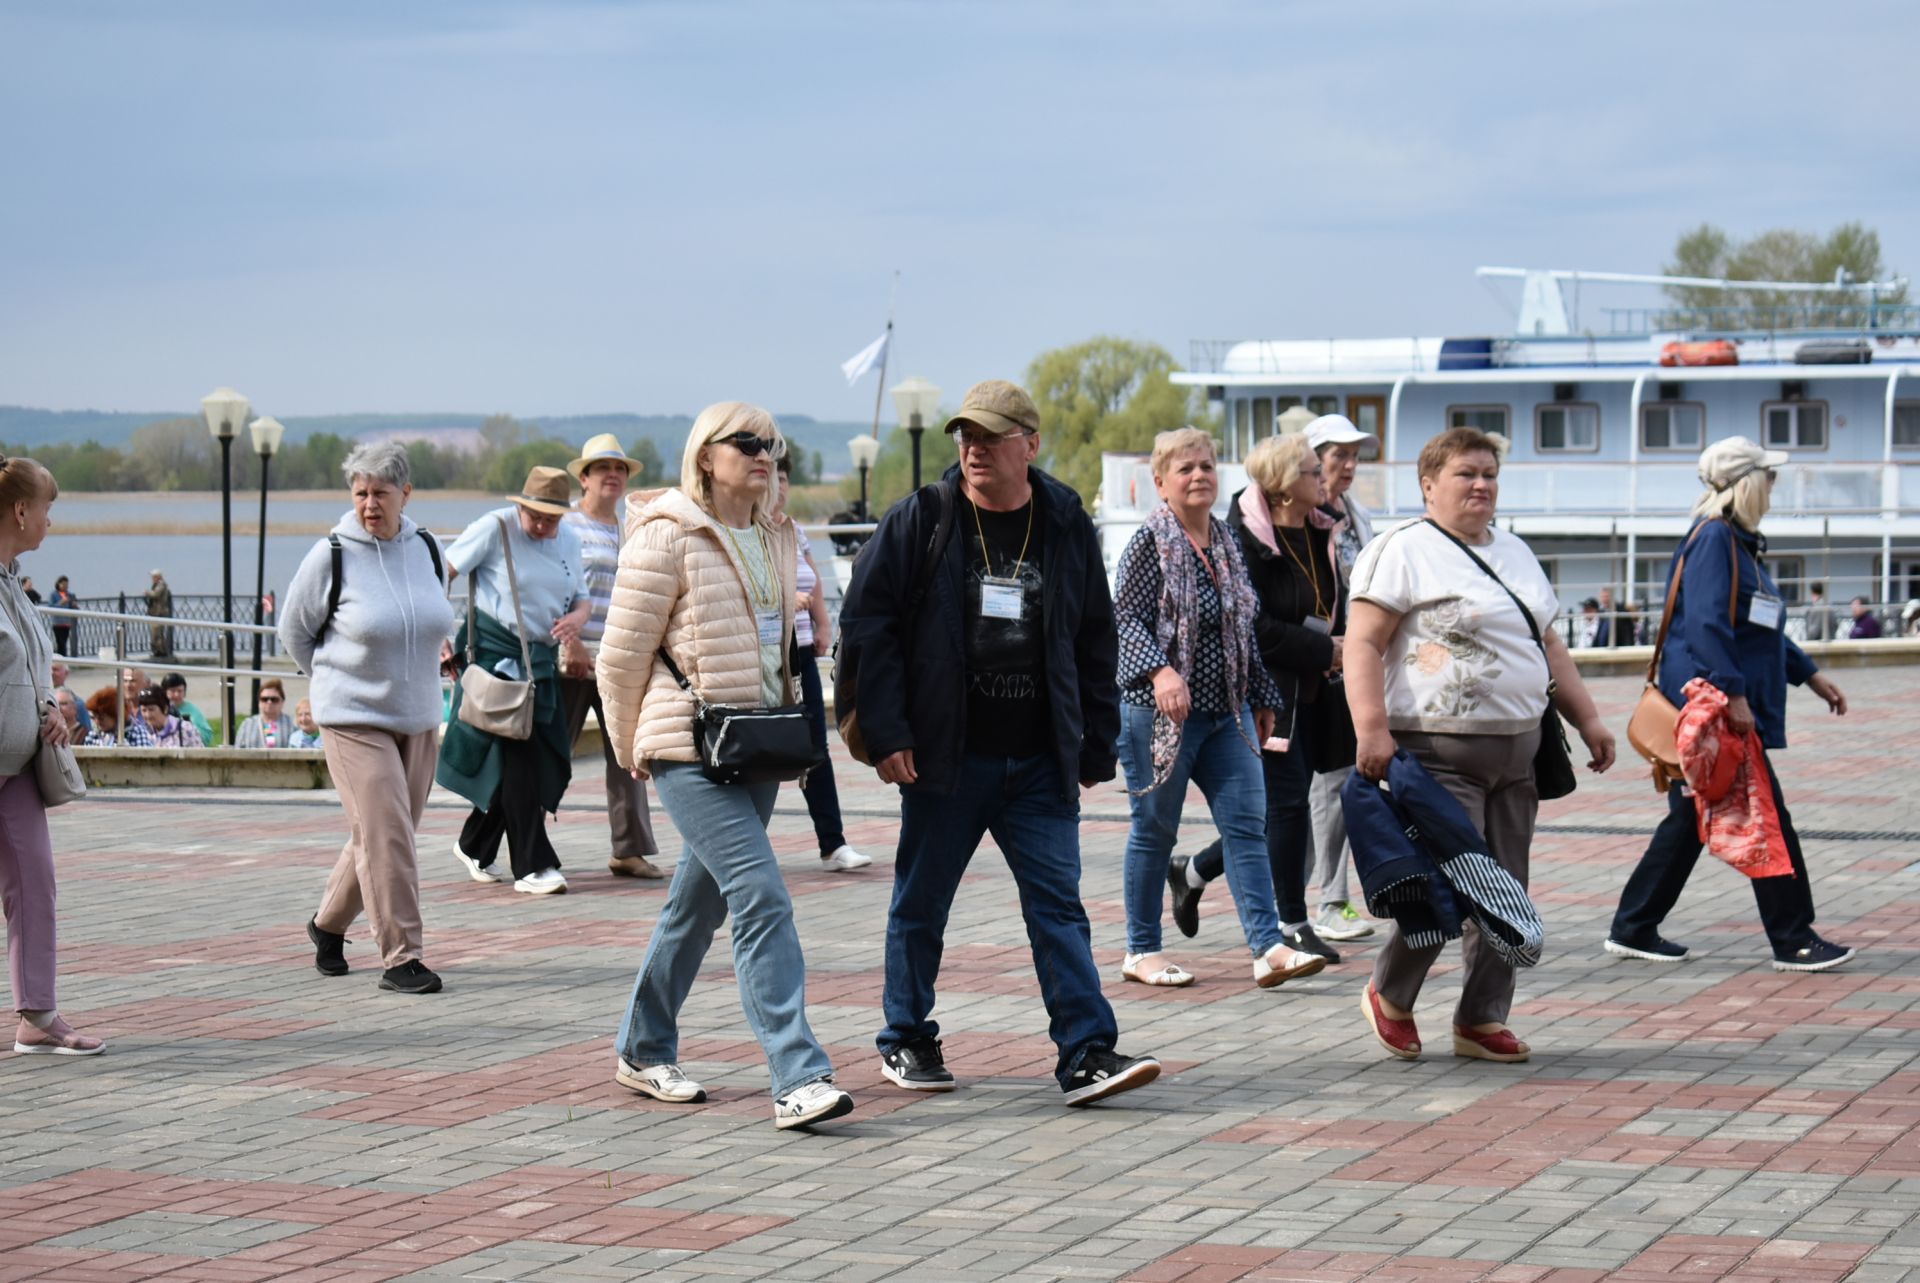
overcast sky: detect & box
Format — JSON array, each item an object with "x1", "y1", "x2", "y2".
[{"x1": 3, "y1": 0, "x2": 1916, "y2": 422}]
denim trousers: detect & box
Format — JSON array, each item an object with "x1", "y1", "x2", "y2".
[
  {"x1": 616, "y1": 761, "x2": 833, "y2": 1100},
  {"x1": 879, "y1": 752, "x2": 1118, "y2": 1088},
  {"x1": 1115, "y1": 702, "x2": 1282, "y2": 956},
  {"x1": 1195, "y1": 700, "x2": 1318, "y2": 925},
  {"x1": 795, "y1": 654, "x2": 848, "y2": 856},
  {"x1": 1610, "y1": 751, "x2": 1816, "y2": 954}
]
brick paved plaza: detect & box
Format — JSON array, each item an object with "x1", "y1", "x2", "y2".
[{"x1": 3, "y1": 667, "x2": 1917, "y2": 1283}]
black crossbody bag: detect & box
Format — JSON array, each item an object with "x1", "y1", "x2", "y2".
[
  {"x1": 1423, "y1": 520, "x2": 1578, "y2": 801},
  {"x1": 656, "y1": 649, "x2": 822, "y2": 786}
]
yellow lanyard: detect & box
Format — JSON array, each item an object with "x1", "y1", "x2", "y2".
[
  {"x1": 722, "y1": 523, "x2": 777, "y2": 610},
  {"x1": 1277, "y1": 524, "x2": 1330, "y2": 621},
  {"x1": 969, "y1": 496, "x2": 1033, "y2": 579}
]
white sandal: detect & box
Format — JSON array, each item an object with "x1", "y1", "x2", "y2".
[{"x1": 1121, "y1": 953, "x2": 1196, "y2": 987}]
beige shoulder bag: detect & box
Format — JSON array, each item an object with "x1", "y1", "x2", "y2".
[{"x1": 456, "y1": 516, "x2": 536, "y2": 740}]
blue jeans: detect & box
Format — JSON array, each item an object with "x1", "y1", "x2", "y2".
[
  {"x1": 616, "y1": 761, "x2": 833, "y2": 1099},
  {"x1": 795, "y1": 651, "x2": 847, "y2": 856},
  {"x1": 1195, "y1": 699, "x2": 1317, "y2": 925},
  {"x1": 879, "y1": 752, "x2": 1118, "y2": 1088},
  {"x1": 1116, "y1": 702, "x2": 1281, "y2": 956}
]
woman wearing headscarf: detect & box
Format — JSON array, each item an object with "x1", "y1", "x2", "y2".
[
  {"x1": 1346, "y1": 427, "x2": 1615, "y2": 1063},
  {"x1": 281, "y1": 441, "x2": 456, "y2": 993},
  {"x1": 1112, "y1": 427, "x2": 1320, "y2": 989},
  {"x1": 1605, "y1": 437, "x2": 1852, "y2": 972},
  {"x1": 439, "y1": 466, "x2": 589, "y2": 895},
  {"x1": 598, "y1": 402, "x2": 853, "y2": 1131},
  {"x1": 0, "y1": 454, "x2": 103, "y2": 1055}
]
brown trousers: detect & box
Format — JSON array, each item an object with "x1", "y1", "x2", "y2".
[
  {"x1": 1370, "y1": 726, "x2": 1540, "y2": 1028},
  {"x1": 560, "y1": 675, "x2": 658, "y2": 859},
  {"x1": 315, "y1": 725, "x2": 439, "y2": 968}
]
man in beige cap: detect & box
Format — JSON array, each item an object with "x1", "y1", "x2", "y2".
[
  {"x1": 839, "y1": 379, "x2": 1160, "y2": 1105},
  {"x1": 561, "y1": 434, "x2": 662, "y2": 878}
]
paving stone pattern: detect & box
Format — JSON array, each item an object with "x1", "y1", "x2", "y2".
[{"x1": 3, "y1": 669, "x2": 1917, "y2": 1282}]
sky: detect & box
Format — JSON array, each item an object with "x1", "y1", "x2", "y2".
[{"x1": 3, "y1": 0, "x2": 1917, "y2": 424}]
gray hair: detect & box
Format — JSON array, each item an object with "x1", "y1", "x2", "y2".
[{"x1": 340, "y1": 440, "x2": 412, "y2": 489}]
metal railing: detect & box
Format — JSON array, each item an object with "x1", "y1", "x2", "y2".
[
  {"x1": 51, "y1": 594, "x2": 279, "y2": 661},
  {"x1": 1601, "y1": 305, "x2": 1920, "y2": 335}
]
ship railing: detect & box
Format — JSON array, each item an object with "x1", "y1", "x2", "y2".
[{"x1": 1602, "y1": 303, "x2": 1920, "y2": 336}]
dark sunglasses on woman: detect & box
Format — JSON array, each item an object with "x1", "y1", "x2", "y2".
[{"x1": 717, "y1": 431, "x2": 786, "y2": 460}]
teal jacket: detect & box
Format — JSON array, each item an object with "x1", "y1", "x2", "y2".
[{"x1": 435, "y1": 610, "x2": 571, "y2": 812}]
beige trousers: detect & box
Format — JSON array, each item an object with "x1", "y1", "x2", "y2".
[
  {"x1": 315, "y1": 725, "x2": 439, "y2": 968},
  {"x1": 1370, "y1": 726, "x2": 1540, "y2": 1028}
]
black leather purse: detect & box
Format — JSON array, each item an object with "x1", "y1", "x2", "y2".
[{"x1": 657, "y1": 650, "x2": 822, "y2": 786}]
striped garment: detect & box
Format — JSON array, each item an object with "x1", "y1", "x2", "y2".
[{"x1": 563, "y1": 508, "x2": 622, "y2": 653}]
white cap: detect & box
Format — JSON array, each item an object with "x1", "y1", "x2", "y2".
[
  {"x1": 1304, "y1": 413, "x2": 1375, "y2": 451},
  {"x1": 1698, "y1": 435, "x2": 1788, "y2": 491}
]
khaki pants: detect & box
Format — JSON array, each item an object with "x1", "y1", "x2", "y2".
[
  {"x1": 315, "y1": 725, "x2": 439, "y2": 968},
  {"x1": 560, "y1": 676, "x2": 658, "y2": 859},
  {"x1": 1370, "y1": 727, "x2": 1539, "y2": 1028}
]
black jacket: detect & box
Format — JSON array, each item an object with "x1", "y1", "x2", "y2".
[
  {"x1": 1228, "y1": 489, "x2": 1341, "y2": 719},
  {"x1": 839, "y1": 463, "x2": 1120, "y2": 801}
]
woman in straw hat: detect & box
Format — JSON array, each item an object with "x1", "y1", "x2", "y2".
[{"x1": 438, "y1": 466, "x2": 590, "y2": 896}]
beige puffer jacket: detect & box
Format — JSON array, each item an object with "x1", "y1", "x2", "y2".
[{"x1": 596, "y1": 487, "x2": 797, "y2": 777}]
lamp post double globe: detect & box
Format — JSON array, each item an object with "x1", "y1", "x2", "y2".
[
  {"x1": 846, "y1": 433, "x2": 881, "y2": 522},
  {"x1": 200, "y1": 387, "x2": 250, "y2": 740},
  {"x1": 889, "y1": 375, "x2": 941, "y2": 491},
  {"x1": 247, "y1": 416, "x2": 285, "y2": 712}
]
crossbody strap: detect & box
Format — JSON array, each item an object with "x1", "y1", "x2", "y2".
[
  {"x1": 1645, "y1": 519, "x2": 1739, "y2": 685},
  {"x1": 466, "y1": 515, "x2": 536, "y2": 678},
  {"x1": 1421, "y1": 519, "x2": 1549, "y2": 667}
]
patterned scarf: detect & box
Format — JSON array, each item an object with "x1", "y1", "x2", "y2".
[{"x1": 1132, "y1": 502, "x2": 1262, "y2": 795}]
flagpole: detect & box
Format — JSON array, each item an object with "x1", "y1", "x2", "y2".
[{"x1": 869, "y1": 270, "x2": 898, "y2": 443}]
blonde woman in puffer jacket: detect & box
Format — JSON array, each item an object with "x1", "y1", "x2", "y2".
[{"x1": 596, "y1": 403, "x2": 853, "y2": 1132}]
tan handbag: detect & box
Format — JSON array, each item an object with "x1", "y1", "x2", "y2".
[
  {"x1": 33, "y1": 713, "x2": 87, "y2": 808},
  {"x1": 1626, "y1": 521, "x2": 1738, "y2": 792},
  {"x1": 456, "y1": 516, "x2": 536, "y2": 741}
]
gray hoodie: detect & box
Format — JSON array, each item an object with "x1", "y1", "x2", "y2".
[{"x1": 279, "y1": 513, "x2": 456, "y2": 735}]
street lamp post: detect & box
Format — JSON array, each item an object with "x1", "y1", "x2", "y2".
[
  {"x1": 247, "y1": 416, "x2": 285, "y2": 713},
  {"x1": 201, "y1": 387, "x2": 250, "y2": 743},
  {"x1": 890, "y1": 375, "x2": 941, "y2": 491},
  {"x1": 847, "y1": 434, "x2": 881, "y2": 522}
]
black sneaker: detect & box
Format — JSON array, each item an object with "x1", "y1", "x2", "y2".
[
  {"x1": 880, "y1": 1037, "x2": 956, "y2": 1092},
  {"x1": 1062, "y1": 1047, "x2": 1161, "y2": 1107},
  {"x1": 1604, "y1": 935, "x2": 1690, "y2": 963},
  {"x1": 1283, "y1": 923, "x2": 1340, "y2": 965},
  {"x1": 378, "y1": 959, "x2": 444, "y2": 994},
  {"x1": 1772, "y1": 939, "x2": 1854, "y2": 973},
  {"x1": 1167, "y1": 855, "x2": 1204, "y2": 939},
  {"x1": 306, "y1": 917, "x2": 348, "y2": 976}
]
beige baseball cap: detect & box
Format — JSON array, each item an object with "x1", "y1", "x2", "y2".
[
  {"x1": 944, "y1": 379, "x2": 1040, "y2": 437},
  {"x1": 1698, "y1": 436, "x2": 1788, "y2": 491}
]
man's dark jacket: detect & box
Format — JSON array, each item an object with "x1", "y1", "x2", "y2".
[{"x1": 838, "y1": 463, "x2": 1120, "y2": 802}]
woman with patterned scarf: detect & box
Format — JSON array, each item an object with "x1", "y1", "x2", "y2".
[{"x1": 1112, "y1": 428, "x2": 1327, "y2": 990}]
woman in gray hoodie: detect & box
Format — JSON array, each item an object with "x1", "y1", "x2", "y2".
[{"x1": 279, "y1": 442, "x2": 455, "y2": 994}]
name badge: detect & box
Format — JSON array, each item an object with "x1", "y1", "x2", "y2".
[
  {"x1": 756, "y1": 609, "x2": 783, "y2": 646},
  {"x1": 979, "y1": 577, "x2": 1025, "y2": 621},
  {"x1": 1749, "y1": 594, "x2": 1783, "y2": 631}
]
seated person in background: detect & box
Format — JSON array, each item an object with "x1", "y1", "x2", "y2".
[
  {"x1": 119, "y1": 666, "x2": 148, "y2": 709},
  {"x1": 290, "y1": 697, "x2": 323, "y2": 748},
  {"x1": 83, "y1": 685, "x2": 154, "y2": 747},
  {"x1": 51, "y1": 661, "x2": 92, "y2": 734},
  {"x1": 1848, "y1": 596, "x2": 1883, "y2": 640},
  {"x1": 54, "y1": 688, "x2": 82, "y2": 737},
  {"x1": 137, "y1": 686, "x2": 203, "y2": 748},
  {"x1": 234, "y1": 677, "x2": 297, "y2": 748},
  {"x1": 162, "y1": 672, "x2": 214, "y2": 745},
  {"x1": 1577, "y1": 598, "x2": 1602, "y2": 647}
]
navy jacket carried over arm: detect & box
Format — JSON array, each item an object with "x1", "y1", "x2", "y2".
[{"x1": 838, "y1": 463, "x2": 1119, "y2": 801}]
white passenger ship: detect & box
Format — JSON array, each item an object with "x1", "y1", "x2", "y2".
[{"x1": 1098, "y1": 267, "x2": 1920, "y2": 634}]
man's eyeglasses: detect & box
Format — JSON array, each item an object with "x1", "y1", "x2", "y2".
[
  {"x1": 260, "y1": 695, "x2": 283, "y2": 704},
  {"x1": 949, "y1": 427, "x2": 1034, "y2": 452},
  {"x1": 716, "y1": 431, "x2": 786, "y2": 460}
]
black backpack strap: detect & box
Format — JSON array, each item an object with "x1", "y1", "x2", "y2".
[
  {"x1": 317, "y1": 534, "x2": 345, "y2": 642},
  {"x1": 906, "y1": 480, "x2": 955, "y2": 611},
  {"x1": 419, "y1": 528, "x2": 445, "y2": 584}
]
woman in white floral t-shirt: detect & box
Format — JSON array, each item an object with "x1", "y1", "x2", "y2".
[{"x1": 1344, "y1": 427, "x2": 1615, "y2": 1065}]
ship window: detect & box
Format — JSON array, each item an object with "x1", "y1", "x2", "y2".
[
  {"x1": 1769, "y1": 556, "x2": 1805, "y2": 605},
  {"x1": 1641, "y1": 402, "x2": 1704, "y2": 451},
  {"x1": 1447, "y1": 404, "x2": 1509, "y2": 437},
  {"x1": 1234, "y1": 399, "x2": 1252, "y2": 459},
  {"x1": 1537, "y1": 403, "x2": 1600, "y2": 452},
  {"x1": 1307, "y1": 395, "x2": 1340, "y2": 416},
  {"x1": 1252, "y1": 398, "x2": 1274, "y2": 441},
  {"x1": 1894, "y1": 401, "x2": 1920, "y2": 448},
  {"x1": 1762, "y1": 401, "x2": 1827, "y2": 450}
]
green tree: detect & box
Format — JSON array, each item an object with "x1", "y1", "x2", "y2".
[
  {"x1": 626, "y1": 437, "x2": 666, "y2": 485},
  {"x1": 122, "y1": 418, "x2": 216, "y2": 491},
  {"x1": 1025, "y1": 337, "x2": 1197, "y2": 500},
  {"x1": 483, "y1": 438, "x2": 576, "y2": 493},
  {"x1": 480, "y1": 413, "x2": 533, "y2": 453},
  {"x1": 1664, "y1": 222, "x2": 1906, "y2": 327}
]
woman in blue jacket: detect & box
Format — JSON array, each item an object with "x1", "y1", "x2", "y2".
[{"x1": 1606, "y1": 437, "x2": 1852, "y2": 972}]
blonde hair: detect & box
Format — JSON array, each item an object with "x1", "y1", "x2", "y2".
[
  {"x1": 1149, "y1": 426, "x2": 1217, "y2": 479},
  {"x1": 679, "y1": 402, "x2": 785, "y2": 522},
  {"x1": 0, "y1": 454, "x2": 58, "y2": 512},
  {"x1": 1246, "y1": 433, "x2": 1314, "y2": 498},
  {"x1": 1691, "y1": 468, "x2": 1772, "y2": 530}
]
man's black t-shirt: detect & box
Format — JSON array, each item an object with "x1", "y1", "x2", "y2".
[{"x1": 961, "y1": 497, "x2": 1048, "y2": 757}]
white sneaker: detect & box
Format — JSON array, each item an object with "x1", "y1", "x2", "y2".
[
  {"x1": 615, "y1": 1059, "x2": 706, "y2": 1103},
  {"x1": 514, "y1": 868, "x2": 568, "y2": 895},
  {"x1": 773, "y1": 1078, "x2": 854, "y2": 1130},
  {"x1": 453, "y1": 840, "x2": 509, "y2": 884},
  {"x1": 1314, "y1": 904, "x2": 1375, "y2": 942},
  {"x1": 821, "y1": 845, "x2": 872, "y2": 872}
]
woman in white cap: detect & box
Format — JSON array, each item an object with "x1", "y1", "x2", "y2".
[
  {"x1": 560, "y1": 434, "x2": 663, "y2": 880},
  {"x1": 1606, "y1": 436, "x2": 1853, "y2": 972},
  {"x1": 439, "y1": 466, "x2": 589, "y2": 895}
]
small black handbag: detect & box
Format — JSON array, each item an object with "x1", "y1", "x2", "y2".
[{"x1": 657, "y1": 650, "x2": 822, "y2": 786}]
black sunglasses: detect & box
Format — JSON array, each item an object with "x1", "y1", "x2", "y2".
[{"x1": 716, "y1": 431, "x2": 786, "y2": 460}]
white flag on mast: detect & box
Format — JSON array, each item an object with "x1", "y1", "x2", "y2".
[{"x1": 840, "y1": 332, "x2": 889, "y2": 385}]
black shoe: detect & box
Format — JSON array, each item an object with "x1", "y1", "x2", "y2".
[
  {"x1": 1062, "y1": 1047, "x2": 1161, "y2": 1107},
  {"x1": 1772, "y1": 939, "x2": 1854, "y2": 973},
  {"x1": 306, "y1": 917, "x2": 348, "y2": 976},
  {"x1": 1283, "y1": 923, "x2": 1340, "y2": 964},
  {"x1": 879, "y1": 1037, "x2": 957, "y2": 1092},
  {"x1": 1603, "y1": 935, "x2": 1690, "y2": 963},
  {"x1": 378, "y1": 959, "x2": 444, "y2": 994},
  {"x1": 1167, "y1": 856, "x2": 1204, "y2": 939}
]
